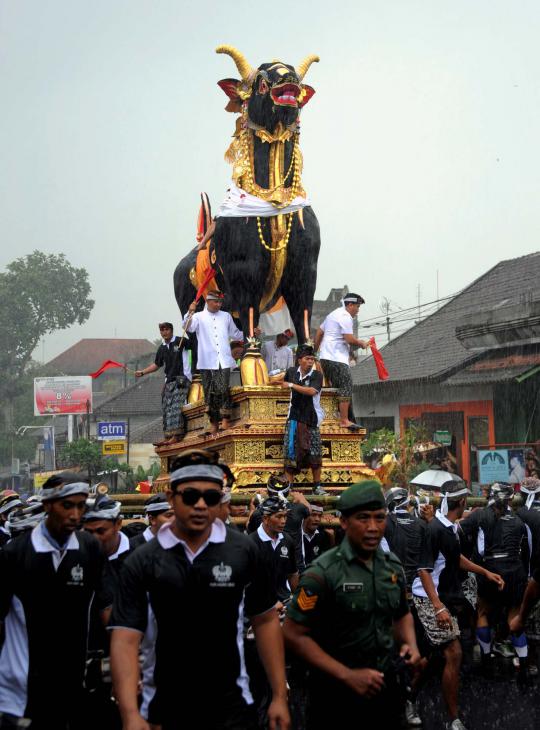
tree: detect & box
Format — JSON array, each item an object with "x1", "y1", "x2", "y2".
[
  {"x1": 0, "y1": 251, "x2": 94, "y2": 407},
  {"x1": 59, "y1": 439, "x2": 105, "y2": 480},
  {"x1": 362, "y1": 424, "x2": 433, "y2": 488}
]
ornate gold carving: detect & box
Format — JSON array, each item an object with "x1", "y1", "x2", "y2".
[
  {"x1": 332, "y1": 440, "x2": 362, "y2": 462},
  {"x1": 160, "y1": 457, "x2": 168, "y2": 476},
  {"x1": 275, "y1": 401, "x2": 290, "y2": 417},
  {"x1": 250, "y1": 398, "x2": 276, "y2": 421},
  {"x1": 265, "y1": 444, "x2": 284, "y2": 460},
  {"x1": 235, "y1": 440, "x2": 266, "y2": 463}
]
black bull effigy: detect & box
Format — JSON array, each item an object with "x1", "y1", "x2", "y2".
[{"x1": 174, "y1": 45, "x2": 321, "y2": 344}]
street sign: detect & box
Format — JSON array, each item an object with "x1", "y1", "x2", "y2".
[
  {"x1": 34, "y1": 470, "x2": 61, "y2": 492},
  {"x1": 102, "y1": 440, "x2": 127, "y2": 456},
  {"x1": 97, "y1": 421, "x2": 127, "y2": 440}
]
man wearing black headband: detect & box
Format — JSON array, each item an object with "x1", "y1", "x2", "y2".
[
  {"x1": 0, "y1": 473, "x2": 107, "y2": 729},
  {"x1": 281, "y1": 344, "x2": 326, "y2": 495},
  {"x1": 110, "y1": 450, "x2": 290, "y2": 730},
  {"x1": 136, "y1": 322, "x2": 192, "y2": 445},
  {"x1": 314, "y1": 292, "x2": 369, "y2": 431},
  {"x1": 185, "y1": 291, "x2": 245, "y2": 435}
]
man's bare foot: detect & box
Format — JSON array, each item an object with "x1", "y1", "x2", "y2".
[{"x1": 220, "y1": 419, "x2": 230, "y2": 431}]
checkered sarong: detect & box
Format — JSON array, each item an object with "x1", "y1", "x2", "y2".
[
  {"x1": 200, "y1": 367, "x2": 231, "y2": 422},
  {"x1": 320, "y1": 359, "x2": 352, "y2": 400},
  {"x1": 412, "y1": 595, "x2": 460, "y2": 646},
  {"x1": 162, "y1": 377, "x2": 189, "y2": 437}
]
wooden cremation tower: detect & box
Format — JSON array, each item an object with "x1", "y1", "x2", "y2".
[{"x1": 155, "y1": 377, "x2": 376, "y2": 490}]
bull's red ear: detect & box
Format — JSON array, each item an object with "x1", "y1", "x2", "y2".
[
  {"x1": 217, "y1": 78, "x2": 243, "y2": 112},
  {"x1": 298, "y1": 85, "x2": 315, "y2": 107}
]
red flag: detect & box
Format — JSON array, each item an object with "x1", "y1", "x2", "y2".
[
  {"x1": 368, "y1": 338, "x2": 389, "y2": 380},
  {"x1": 89, "y1": 360, "x2": 126, "y2": 378},
  {"x1": 195, "y1": 267, "x2": 217, "y2": 302}
]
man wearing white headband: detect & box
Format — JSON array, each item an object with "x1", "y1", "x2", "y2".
[
  {"x1": 110, "y1": 449, "x2": 290, "y2": 730},
  {"x1": 460, "y1": 482, "x2": 531, "y2": 683},
  {"x1": 0, "y1": 472, "x2": 107, "y2": 729},
  {"x1": 185, "y1": 289, "x2": 245, "y2": 435},
  {"x1": 313, "y1": 292, "x2": 369, "y2": 431},
  {"x1": 130, "y1": 493, "x2": 174, "y2": 550},
  {"x1": 412, "y1": 481, "x2": 504, "y2": 730}
]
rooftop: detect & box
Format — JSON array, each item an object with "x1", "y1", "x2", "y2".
[
  {"x1": 352, "y1": 252, "x2": 540, "y2": 387},
  {"x1": 47, "y1": 338, "x2": 155, "y2": 375}
]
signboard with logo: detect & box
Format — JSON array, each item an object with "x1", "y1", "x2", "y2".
[
  {"x1": 478, "y1": 449, "x2": 527, "y2": 484},
  {"x1": 433, "y1": 430, "x2": 452, "y2": 446},
  {"x1": 102, "y1": 440, "x2": 127, "y2": 456},
  {"x1": 97, "y1": 421, "x2": 127, "y2": 440},
  {"x1": 34, "y1": 376, "x2": 92, "y2": 416}
]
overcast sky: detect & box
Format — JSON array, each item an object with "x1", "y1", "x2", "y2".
[{"x1": 2, "y1": 1, "x2": 539, "y2": 361}]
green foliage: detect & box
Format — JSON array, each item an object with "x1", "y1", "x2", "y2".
[
  {"x1": 59, "y1": 438, "x2": 106, "y2": 479},
  {"x1": 362, "y1": 423, "x2": 433, "y2": 488},
  {"x1": 0, "y1": 251, "x2": 94, "y2": 405}
]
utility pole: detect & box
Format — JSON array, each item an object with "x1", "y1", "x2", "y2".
[
  {"x1": 416, "y1": 284, "x2": 421, "y2": 323},
  {"x1": 380, "y1": 297, "x2": 391, "y2": 343}
]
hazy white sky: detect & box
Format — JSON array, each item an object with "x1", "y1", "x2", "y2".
[{"x1": 2, "y1": 1, "x2": 539, "y2": 360}]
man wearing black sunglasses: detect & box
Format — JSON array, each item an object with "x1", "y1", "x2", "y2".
[{"x1": 110, "y1": 451, "x2": 290, "y2": 730}]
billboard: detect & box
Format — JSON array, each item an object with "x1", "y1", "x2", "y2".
[
  {"x1": 34, "y1": 376, "x2": 93, "y2": 416},
  {"x1": 478, "y1": 449, "x2": 527, "y2": 484}
]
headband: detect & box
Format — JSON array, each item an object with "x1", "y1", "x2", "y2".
[
  {"x1": 221, "y1": 489, "x2": 232, "y2": 504},
  {"x1": 145, "y1": 500, "x2": 171, "y2": 514},
  {"x1": 310, "y1": 505, "x2": 324, "y2": 514},
  {"x1": 206, "y1": 292, "x2": 224, "y2": 301},
  {"x1": 169, "y1": 464, "x2": 225, "y2": 487},
  {"x1": 0, "y1": 497, "x2": 23, "y2": 515},
  {"x1": 41, "y1": 482, "x2": 90, "y2": 503},
  {"x1": 83, "y1": 499, "x2": 122, "y2": 521},
  {"x1": 440, "y1": 486, "x2": 469, "y2": 516}
]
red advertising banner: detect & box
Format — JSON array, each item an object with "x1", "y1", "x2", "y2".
[{"x1": 34, "y1": 376, "x2": 93, "y2": 416}]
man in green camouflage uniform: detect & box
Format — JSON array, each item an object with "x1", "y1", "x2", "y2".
[{"x1": 284, "y1": 481, "x2": 420, "y2": 728}]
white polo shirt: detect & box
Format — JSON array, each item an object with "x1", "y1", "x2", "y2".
[
  {"x1": 319, "y1": 306, "x2": 354, "y2": 364},
  {"x1": 184, "y1": 307, "x2": 243, "y2": 370}
]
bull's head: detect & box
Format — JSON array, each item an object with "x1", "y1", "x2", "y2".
[{"x1": 216, "y1": 45, "x2": 318, "y2": 132}]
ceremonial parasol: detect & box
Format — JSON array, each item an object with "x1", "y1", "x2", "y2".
[{"x1": 410, "y1": 469, "x2": 463, "y2": 490}]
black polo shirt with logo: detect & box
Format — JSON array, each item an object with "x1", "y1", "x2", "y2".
[
  {"x1": 110, "y1": 520, "x2": 275, "y2": 726},
  {"x1": 0, "y1": 525, "x2": 106, "y2": 723},
  {"x1": 154, "y1": 335, "x2": 190, "y2": 382},
  {"x1": 299, "y1": 527, "x2": 332, "y2": 573},
  {"x1": 249, "y1": 525, "x2": 298, "y2": 602}
]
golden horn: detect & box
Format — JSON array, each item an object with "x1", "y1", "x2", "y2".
[
  {"x1": 216, "y1": 45, "x2": 254, "y2": 82},
  {"x1": 296, "y1": 54, "x2": 320, "y2": 80}
]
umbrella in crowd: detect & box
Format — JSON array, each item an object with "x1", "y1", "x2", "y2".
[{"x1": 410, "y1": 469, "x2": 463, "y2": 489}]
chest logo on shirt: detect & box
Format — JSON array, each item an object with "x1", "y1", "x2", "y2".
[
  {"x1": 313, "y1": 546, "x2": 320, "y2": 555},
  {"x1": 67, "y1": 564, "x2": 84, "y2": 586},
  {"x1": 210, "y1": 562, "x2": 235, "y2": 588},
  {"x1": 280, "y1": 545, "x2": 289, "y2": 558}
]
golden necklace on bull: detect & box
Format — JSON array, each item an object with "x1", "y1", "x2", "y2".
[{"x1": 228, "y1": 114, "x2": 305, "y2": 252}]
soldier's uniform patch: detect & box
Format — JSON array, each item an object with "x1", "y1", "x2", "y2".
[{"x1": 297, "y1": 587, "x2": 318, "y2": 611}]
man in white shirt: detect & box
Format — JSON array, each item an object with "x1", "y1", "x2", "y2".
[
  {"x1": 314, "y1": 293, "x2": 369, "y2": 431},
  {"x1": 262, "y1": 330, "x2": 294, "y2": 375},
  {"x1": 186, "y1": 290, "x2": 244, "y2": 435}
]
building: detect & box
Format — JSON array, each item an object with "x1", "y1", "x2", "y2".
[{"x1": 351, "y1": 252, "x2": 540, "y2": 484}]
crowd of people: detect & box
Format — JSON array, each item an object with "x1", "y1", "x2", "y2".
[{"x1": 1, "y1": 457, "x2": 540, "y2": 730}]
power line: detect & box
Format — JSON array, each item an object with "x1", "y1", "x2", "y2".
[{"x1": 357, "y1": 292, "x2": 458, "y2": 326}]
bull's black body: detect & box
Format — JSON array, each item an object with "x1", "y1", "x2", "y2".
[{"x1": 174, "y1": 53, "x2": 320, "y2": 344}]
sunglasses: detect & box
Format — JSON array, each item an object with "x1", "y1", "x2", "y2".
[{"x1": 173, "y1": 487, "x2": 222, "y2": 507}]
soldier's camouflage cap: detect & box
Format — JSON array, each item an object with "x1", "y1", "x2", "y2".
[{"x1": 337, "y1": 481, "x2": 385, "y2": 514}]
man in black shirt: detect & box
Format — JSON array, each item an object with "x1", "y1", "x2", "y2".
[
  {"x1": 135, "y1": 322, "x2": 191, "y2": 444},
  {"x1": 110, "y1": 450, "x2": 290, "y2": 730},
  {"x1": 246, "y1": 475, "x2": 310, "y2": 543},
  {"x1": 0, "y1": 473, "x2": 106, "y2": 730},
  {"x1": 298, "y1": 503, "x2": 332, "y2": 573},
  {"x1": 281, "y1": 344, "x2": 326, "y2": 495},
  {"x1": 129, "y1": 493, "x2": 174, "y2": 550},
  {"x1": 249, "y1": 497, "x2": 299, "y2": 604},
  {"x1": 383, "y1": 487, "x2": 429, "y2": 591},
  {"x1": 460, "y1": 482, "x2": 530, "y2": 680},
  {"x1": 412, "y1": 482, "x2": 503, "y2": 730}
]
